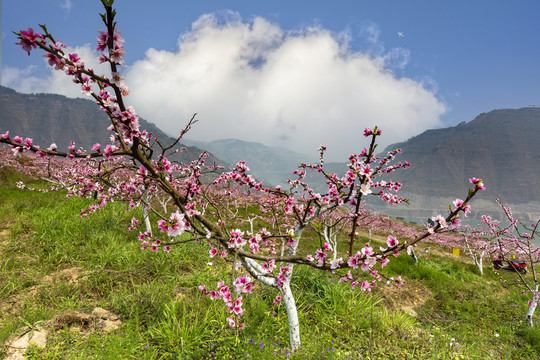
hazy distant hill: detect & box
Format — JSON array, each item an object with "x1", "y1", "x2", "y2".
[
  {"x1": 0, "y1": 86, "x2": 223, "y2": 166},
  {"x1": 375, "y1": 108, "x2": 540, "y2": 221},
  {"x1": 181, "y1": 138, "x2": 318, "y2": 187}
]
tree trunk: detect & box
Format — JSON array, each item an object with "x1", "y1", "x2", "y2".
[
  {"x1": 526, "y1": 284, "x2": 540, "y2": 327},
  {"x1": 141, "y1": 192, "x2": 152, "y2": 235},
  {"x1": 322, "y1": 225, "x2": 338, "y2": 259},
  {"x1": 410, "y1": 246, "x2": 430, "y2": 265},
  {"x1": 280, "y1": 228, "x2": 303, "y2": 351},
  {"x1": 241, "y1": 257, "x2": 301, "y2": 351},
  {"x1": 280, "y1": 280, "x2": 301, "y2": 352},
  {"x1": 142, "y1": 205, "x2": 152, "y2": 235},
  {"x1": 476, "y1": 255, "x2": 483, "y2": 275},
  {"x1": 240, "y1": 228, "x2": 305, "y2": 351},
  {"x1": 463, "y1": 238, "x2": 484, "y2": 275}
]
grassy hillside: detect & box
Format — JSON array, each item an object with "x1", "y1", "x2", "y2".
[{"x1": 0, "y1": 171, "x2": 539, "y2": 359}]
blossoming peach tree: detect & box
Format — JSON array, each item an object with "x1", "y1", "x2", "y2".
[
  {"x1": 475, "y1": 201, "x2": 540, "y2": 326},
  {"x1": 1, "y1": 0, "x2": 485, "y2": 351}
]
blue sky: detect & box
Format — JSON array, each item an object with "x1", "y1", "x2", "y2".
[{"x1": 2, "y1": 0, "x2": 540, "y2": 160}]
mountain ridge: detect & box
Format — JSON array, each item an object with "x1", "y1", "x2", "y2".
[
  {"x1": 375, "y1": 107, "x2": 540, "y2": 221},
  {"x1": 2, "y1": 86, "x2": 539, "y2": 221},
  {"x1": 0, "y1": 86, "x2": 224, "y2": 167}
]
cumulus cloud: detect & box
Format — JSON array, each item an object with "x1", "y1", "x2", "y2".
[
  {"x1": 5, "y1": 13, "x2": 446, "y2": 161},
  {"x1": 3, "y1": 65, "x2": 44, "y2": 93},
  {"x1": 126, "y1": 14, "x2": 445, "y2": 160}
]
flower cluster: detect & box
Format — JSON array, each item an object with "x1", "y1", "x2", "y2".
[
  {"x1": 469, "y1": 177, "x2": 486, "y2": 191},
  {"x1": 199, "y1": 276, "x2": 254, "y2": 328},
  {"x1": 13, "y1": 19, "x2": 148, "y2": 153},
  {"x1": 363, "y1": 127, "x2": 382, "y2": 137},
  {"x1": 158, "y1": 211, "x2": 189, "y2": 237},
  {"x1": 15, "y1": 28, "x2": 44, "y2": 55},
  {"x1": 97, "y1": 28, "x2": 126, "y2": 65}
]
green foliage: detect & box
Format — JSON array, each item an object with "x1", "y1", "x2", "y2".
[
  {"x1": 24, "y1": 344, "x2": 64, "y2": 360},
  {"x1": 517, "y1": 326, "x2": 540, "y2": 353},
  {"x1": 147, "y1": 301, "x2": 223, "y2": 358}
]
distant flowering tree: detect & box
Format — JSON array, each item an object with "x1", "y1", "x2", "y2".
[
  {"x1": 479, "y1": 200, "x2": 540, "y2": 326},
  {"x1": 458, "y1": 230, "x2": 491, "y2": 275},
  {"x1": 1, "y1": 0, "x2": 484, "y2": 351}
]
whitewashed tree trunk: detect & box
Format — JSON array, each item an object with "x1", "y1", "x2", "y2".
[
  {"x1": 241, "y1": 212, "x2": 330, "y2": 352},
  {"x1": 247, "y1": 218, "x2": 255, "y2": 235},
  {"x1": 140, "y1": 192, "x2": 152, "y2": 235},
  {"x1": 322, "y1": 224, "x2": 338, "y2": 259},
  {"x1": 463, "y1": 236, "x2": 484, "y2": 275},
  {"x1": 526, "y1": 284, "x2": 540, "y2": 327},
  {"x1": 142, "y1": 205, "x2": 152, "y2": 235},
  {"x1": 280, "y1": 280, "x2": 301, "y2": 351},
  {"x1": 410, "y1": 246, "x2": 430, "y2": 265},
  {"x1": 240, "y1": 257, "x2": 301, "y2": 351},
  {"x1": 157, "y1": 195, "x2": 172, "y2": 213},
  {"x1": 476, "y1": 254, "x2": 484, "y2": 275},
  {"x1": 278, "y1": 228, "x2": 304, "y2": 351}
]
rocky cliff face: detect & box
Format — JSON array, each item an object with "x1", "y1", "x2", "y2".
[{"x1": 374, "y1": 108, "x2": 540, "y2": 222}]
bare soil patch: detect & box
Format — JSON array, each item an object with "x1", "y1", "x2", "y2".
[
  {"x1": 0, "y1": 228, "x2": 9, "y2": 247},
  {"x1": 3, "y1": 307, "x2": 122, "y2": 359},
  {"x1": 378, "y1": 279, "x2": 433, "y2": 317},
  {"x1": 41, "y1": 266, "x2": 88, "y2": 286}
]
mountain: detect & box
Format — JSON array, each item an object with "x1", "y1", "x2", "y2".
[
  {"x1": 2, "y1": 85, "x2": 539, "y2": 221},
  {"x1": 0, "y1": 86, "x2": 223, "y2": 166},
  {"x1": 374, "y1": 108, "x2": 540, "y2": 222},
  {"x1": 178, "y1": 108, "x2": 540, "y2": 222},
  {"x1": 181, "y1": 138, "x2": 318, "y2": 187}
]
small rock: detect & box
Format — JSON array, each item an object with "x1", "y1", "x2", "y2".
[
  {"x1": 5, "y1": 328, "x2": 48, "y2": 360},
  {"x1": 92, "y1": 307, "x2": 119, "y2": 320}
]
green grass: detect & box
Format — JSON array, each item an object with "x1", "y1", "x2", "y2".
[{"x1": 0, "y1": 176, "x2": 540, "y2": 359}]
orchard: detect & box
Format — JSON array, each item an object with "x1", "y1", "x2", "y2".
[{"x1": 1, "y1": 0, "x2": 538, "y2": 356}]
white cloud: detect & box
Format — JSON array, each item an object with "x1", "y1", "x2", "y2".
[
  {"x1": 3, "y1": 65, "x2": 43, "y2": 93},
  {"x1": 61, "y1": 0, "x2": 73, "y2": 14},
  {"x1": 359, "y1": 21, "x2": 381, "y2": 45},
  {"x1": 383, "y1": 47, "x2": 411, "y2": 71},
  {"x1": 126, "y1": 14, "x2": 445, "y2": 160},
  {"x1": 5, "y1": 13, "x2": 446, "y2": 161}
]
